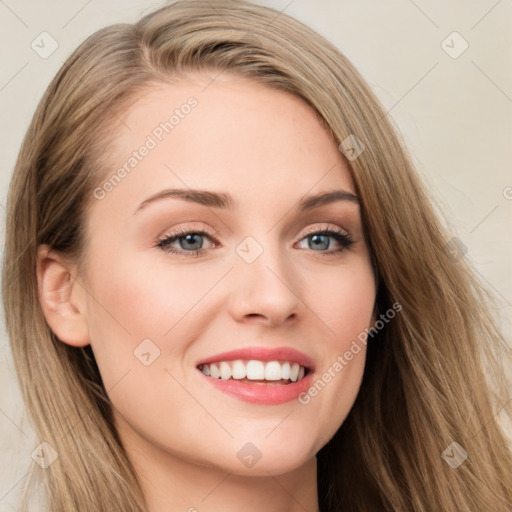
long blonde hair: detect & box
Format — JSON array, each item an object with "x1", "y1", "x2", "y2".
[{"x1": 2, "y1": 1, "x2": 511, "y2": 510}]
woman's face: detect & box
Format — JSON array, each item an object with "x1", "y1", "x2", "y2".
[{"x1": 77, "y1": 72, "x2": 376, "y2": 476}]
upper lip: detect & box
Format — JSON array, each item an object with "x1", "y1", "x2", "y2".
[{"x1": 196, "y1": 346, "x2": 315, "y2": 371}]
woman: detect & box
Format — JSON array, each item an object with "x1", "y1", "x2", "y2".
[{"x1": 2, "y1": 0, "x2": 511, "y2": 510}]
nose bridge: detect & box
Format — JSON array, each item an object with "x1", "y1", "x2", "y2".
[{"x1": 229, "y1": 233, "x2": 300, "y2": 324}]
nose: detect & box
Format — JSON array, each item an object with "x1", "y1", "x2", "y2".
[{"x1": 228, "y1": 239, "x2": 300, "y2": 327}]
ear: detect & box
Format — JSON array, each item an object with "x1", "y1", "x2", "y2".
[{"x1": 36, "y1": 244, "x2": 90, "y2": 347}]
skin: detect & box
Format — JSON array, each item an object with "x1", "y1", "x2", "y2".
[{"x1": 37, "y1": 72, "x2": 376, "y2": 512}]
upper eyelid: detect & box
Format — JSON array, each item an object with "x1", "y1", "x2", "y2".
[
  {"x1": 159, "y1": 223, "x2": 350, "y2": 240},
  {"x1": 300, "y1": 224, "x2": 350, "y2": 236}
]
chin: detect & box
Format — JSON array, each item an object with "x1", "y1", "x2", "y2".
[
  {"x1": 228, "y1": 453, "x2": 315, "y2": 477},
  {"x1": 224, "y1": 433, "x2": 319, "y2": 476}
]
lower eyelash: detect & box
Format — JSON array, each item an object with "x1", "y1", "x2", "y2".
[{"x1": 156, "y1": 228, "x2": 354, "y2": 256}]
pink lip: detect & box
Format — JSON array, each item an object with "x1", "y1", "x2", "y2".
[
  {"x1": 200, "y1": 371, "x2": 315, "y2": 405},
  {"x1": 196, "y1": 346, "x2": 315, "y2": 370},
  {"x1": 196, "y1": 346, "x2": 316, "y2": 405}
]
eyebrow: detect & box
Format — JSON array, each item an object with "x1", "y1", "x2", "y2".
[{"x1": 133, "y1": 188, "x2": 359, "y2": 214}]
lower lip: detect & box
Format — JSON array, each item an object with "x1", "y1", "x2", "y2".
[{"x1": 199, "y1": 370, "x2": 315, "y2": 404}]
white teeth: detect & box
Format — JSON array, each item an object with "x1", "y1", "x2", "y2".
[
  {"x1": 264, "y1": 361, "x2": 283, "y2": 381},
  {"x1": 289, "y1": 363, "x2": 300, "y2": 382},
  {"x1": 198, "y1": 359, "x2": 308, "y2": 383},
  {"x1": 281, "y1": 361, "x2": 291, "y2": 379},
  {"x1": 246, "y1": 360, "x2": 265, "y2": 380},
  {"x1": 219, "y1": 361, "x2": 231, "y2": 380},
  {"x1": 210, "y1": 363, "x2": 220, "y2": 379},
  {"x1": 231, "y1": 360, "x2": 246, "y2": 379}
]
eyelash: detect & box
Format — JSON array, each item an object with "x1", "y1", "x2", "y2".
[{"x1": 155, "y1": 225, "x2": 354, "y2": 258}]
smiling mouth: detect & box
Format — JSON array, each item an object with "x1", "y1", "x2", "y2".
[{"x1": 197, "y1": 359, "x2": 309, "y2": 385}]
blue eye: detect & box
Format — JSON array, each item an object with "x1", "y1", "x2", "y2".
[
  {"x1": 156, "y1": 228, "x2": 215, "y2": 257},
  {"x1": 296, "y1": 229, "x2": 354, "y2": 255},
  {"x1": 156, "y1": 226, "x2": 354, "y2": 257}
]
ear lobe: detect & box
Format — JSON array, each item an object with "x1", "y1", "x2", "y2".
[{"x1": 37, "y1": 245, "x2": 90, "y2": 347}]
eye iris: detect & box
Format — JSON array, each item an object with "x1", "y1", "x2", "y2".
[
  {"x1": 309, "y1": 234, "x2": 330, "y2": 251},
  {"x1": 180, "y1": 233, "x2": 203, "y2": 250}
]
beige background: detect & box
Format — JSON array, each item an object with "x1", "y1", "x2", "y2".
[{"x1": 1, "y1": 0, "x2": 511, "y2": 510}]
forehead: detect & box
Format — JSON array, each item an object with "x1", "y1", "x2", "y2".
[{"x1": 90, "y1": 72, "x2": 355, "y2": 219}]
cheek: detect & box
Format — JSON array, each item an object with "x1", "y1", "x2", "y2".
[
  {"x1": 83, "y1": 246, "x2": 231, "y2": 393},
  {"x1": 85, "y1": 250, "x2": 206, "y2": 344},
  {"x1": 307, "y1": 257, "x2": 376, "y2": 342},
  {"x1": 297, "y1": 259, "x2": 375, "y2": 441},
  {"x1": 83, "y1": 252, "x2": 208, "y2": 452}
]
